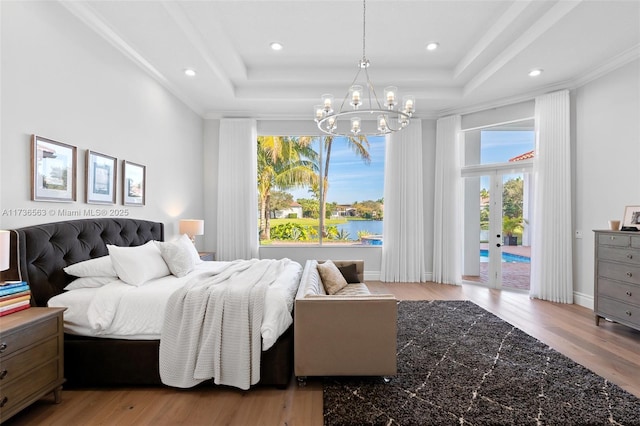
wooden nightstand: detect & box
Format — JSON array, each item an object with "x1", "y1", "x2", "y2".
[
  {"x1": 199, "y1": 252, "x2": 216, "y2": 261},
  {"x1": 0, "y1": 307, "x2": 65, "y2": 422}
]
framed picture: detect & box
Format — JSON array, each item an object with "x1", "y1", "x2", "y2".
[
  {"x1": 622, "y1": 205, "x2": 640, "y2": 230},
  {"x1": 123, "y1": 160, "x2": 145, "y2": 206},
  {"x1": 86, "y1": 150, "x2": 117, "y2": 204},
  {"x1": 31, "y1": 135, "x2": 77, "y2": 202}
]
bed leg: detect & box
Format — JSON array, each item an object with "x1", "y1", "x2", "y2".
[{"x1": 296, "y1": 376, "x2": 307, "y2": 387}]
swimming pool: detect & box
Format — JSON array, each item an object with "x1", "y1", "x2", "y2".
[{"x1": 480, "y1": 249, "x2": 530, "y2": 263}]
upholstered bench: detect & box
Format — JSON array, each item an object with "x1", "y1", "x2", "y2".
[{"x1": 294, "y1": 260, "x2": 397, "y2": 382}]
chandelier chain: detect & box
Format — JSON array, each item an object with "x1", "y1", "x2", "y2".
[{"x1": 362, "y1": 0, "x2": 366, "y2": 61}]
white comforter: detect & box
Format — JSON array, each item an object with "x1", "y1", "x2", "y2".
[
  {"x1": 47, "y1": 259, "x2": 302, "y2": 350},
  {"x1": 160, "y1": 258, "x2": 287, "y2": 389}
]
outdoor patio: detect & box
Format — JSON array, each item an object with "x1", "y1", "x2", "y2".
[{"x1": 463, "y1": 244, "x2": 531, "y2": 291}]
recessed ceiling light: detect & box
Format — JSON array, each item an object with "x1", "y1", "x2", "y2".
[
  {"x1": 426, "y1": 42, "x2": 439, "y2": 51},
  {"x1": 184, "y1": 68, "x2": 196, "y2": 77},
  {"x1": 528, "y1": 68, "x2": 543, "y2": 77},
  {"x1": 270, "y1": 42, "x2": 283, "y2": 51}
]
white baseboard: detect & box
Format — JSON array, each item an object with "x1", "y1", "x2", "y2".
[{"x1": 573, "y1": 291, "x2": 594, "y2": 309}]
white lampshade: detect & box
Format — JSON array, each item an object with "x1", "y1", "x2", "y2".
[
  {"x1": 0, "y1": 230, "x2": 10, "y2": 272},
  {"x1": 179, "y1": 219, "x2": 204, "y2": 243}
]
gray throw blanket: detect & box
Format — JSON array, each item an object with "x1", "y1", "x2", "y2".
[{"x1": 159, "y1": 258, "x2": 287, "y2": 390}]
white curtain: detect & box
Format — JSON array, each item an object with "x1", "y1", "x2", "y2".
[
  {"x1": 216, "y1": 119, "x2": 258, "y2": 261},
  {"x1": 432, "y1": 115, "x2": 462, "y2": 284},
  {"x1": 380, "y1": 120, "x2": 426, "y2": 282},
  {"x1": 530, "y1": 90, "x2": 573, "y2": 303}
]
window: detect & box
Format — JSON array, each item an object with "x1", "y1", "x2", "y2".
[
  {"x1": 257, "y1": 135, "x2": 385, "y2": 245},
  {"x1": 464, "y1": 119, "x2": 535, "y2": 167}
]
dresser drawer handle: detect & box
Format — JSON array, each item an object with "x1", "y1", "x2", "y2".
[
  {"x1": 626, "y1": 272, "x2": 633, "y2": 277},
  {"x1": 610, "y1": 236, "x2": 616, "y2": 240},
  {"x1": 627, "y1": 291, "x2": 633, "y2": 297},
  {"x1": 626, "y1": 310, "x2": 632, "y2": 316},
  {"x1": 0, "y1": 370, "x2": 7, "y2": 380},
  {"x1": 0, "y1": 396, "x2": 7, "y2": 408},
  {"x1": 0, "y1": 343, "x2": 6, "y2": 353},
  {"x1": 628, "y1": 254, "x2": 634, "y2": 259}
]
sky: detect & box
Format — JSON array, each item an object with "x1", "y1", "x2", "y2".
[
  {"x1": 288, "y1": 135, "x2": 386, "y2": 205},
  {"x1": 286, "y1": 130, "x2": 535, "y2": 205},
  {"x1": 479, "y1": 130, "x2": 535, "y2": 190},
  {"x1": 480, "y1": 130, "x2": 534, "y2": 164}
]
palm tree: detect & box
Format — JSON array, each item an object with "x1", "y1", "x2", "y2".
[
  {"x1": 257, "y1": 136, "x2": 318, "y2": 240},
  {"x1": 319, "y1": 135, "x2": 371, "y2": 235}
]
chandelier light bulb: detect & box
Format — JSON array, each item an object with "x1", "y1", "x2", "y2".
[
  {"x1": 403, "y1": 96, "x2": 415, "y2": 115},
  {"x1": 314, "y1": 105, "x2": 325, "y2": 122},
  {"x1": 377, "y1": 115, "x2": 388, "y2": 132},
  {"x1": 326, "y1": 116, "x2": 337, "y2": 131},
  {"x1": 351, "y1": 117, "x2": 361, "y2": 134},
  {"x1": 399, "y1": 113, "x2": 409, "y2": 128},
  {"x1": 321, "y1": 94, "x2": 334, "y2": 113},
  {"x1": 350, "y1": 85, "x2": 363, "y2": 109},
  {"x1": 384, "y1": 86, "x2": 398, "y2": 109}
]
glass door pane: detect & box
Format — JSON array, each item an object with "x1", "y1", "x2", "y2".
[
  {"x1": 500, "y1": 173, "x2": 531, "y2": 290},
  {"x1": 462, "y1": 175, "x2": 490, "y2": 285}
]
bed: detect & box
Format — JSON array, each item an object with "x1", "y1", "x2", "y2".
[{"x1": 9, "y1": 218, "x2": 300, "y2": 388}]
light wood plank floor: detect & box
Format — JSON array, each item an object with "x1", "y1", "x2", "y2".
[{"x1": 6, "y1": 282, "x2": 640, "y2": 426}]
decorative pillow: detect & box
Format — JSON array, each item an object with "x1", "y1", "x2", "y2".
[
  {"x1": 178, "y1": 233, "x2": 204, "y2": 265},
  {"x1": 317, "y1": 260, "x2": 348, "y2": 295},
  {"x1": 64, "y1": 256, "x2": 117, "y2": 278},
  {"x1": 64, "y1": 276, "x2": 117, "y2": 291},
  {"x1": 337, "y1": 263, "x2": 360, "y2": 283},
  {"x1": 157, "y1": 235, "x2": 196, "y2": 278},
  {"x1": 107, "y1": 241, "x2": 170, "y2": 286}
]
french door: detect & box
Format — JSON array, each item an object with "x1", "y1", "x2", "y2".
[{"x1": 462, "y1": 167, "x2": 532, "y2": 290}]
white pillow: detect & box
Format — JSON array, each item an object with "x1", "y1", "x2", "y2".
[
  {"x1": 107, "y1": 241, "x2": 170, "y2": 286},
  {"x1": 157, "y1": 236, "x2": 196, "y2": 278},
  {"x1": 64, "y1": 256, "x2": 117, "y2": 278},
  {"x1": 64, "y1": 276, "x2": 117, "y2": 291},
  {"x1": 179, "y1": 233, "x2": 204, "y2": 265}
]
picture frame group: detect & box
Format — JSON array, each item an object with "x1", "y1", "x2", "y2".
[{"x1": 31, "y1": 134, "x2": 146, "y2": 206}]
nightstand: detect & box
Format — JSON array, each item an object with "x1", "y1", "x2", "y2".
[
  {"x1": 199, "y1": 252, "x2": 216, "y2": 261},
  {"x1": 0, "y1": 307, "x2": 65, "y2": 422}
]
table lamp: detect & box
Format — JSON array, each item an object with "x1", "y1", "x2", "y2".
[{"x1": 179, "y1": 219, "x2": 204, "y2": 244}]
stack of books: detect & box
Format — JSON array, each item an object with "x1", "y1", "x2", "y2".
[{"x1": 0, "y1": 281, "x2": 31, "y2": 317}]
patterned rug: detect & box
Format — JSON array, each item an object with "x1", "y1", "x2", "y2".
[{"x1": 323, "y1": 300, "x2": 640, "y2": 425}]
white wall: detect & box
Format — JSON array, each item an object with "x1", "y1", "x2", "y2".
[
  {"x1": 573, "y1": 59, "x2": 640, "y2": 307},
  {"x1": 0, "y1": 1, "x2": 204, "y2": 241}
]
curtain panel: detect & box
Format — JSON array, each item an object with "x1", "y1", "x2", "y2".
[
  {"x1": 530, "y1": 90, "x2": 573, "y2": 303},
  {"x1": 380, "y1": 120, "x2": 426, "y2": 282},
  {"x1": 432, "y1": 115, "x2": 462, "y2": 285},
  {"x1": 216, "y1": 119, "x2": 259, "y2": 261}
]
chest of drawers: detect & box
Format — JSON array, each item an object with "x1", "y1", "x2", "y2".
[
  {"x1": 594, "y1": 231, "x2": 640, "y2": 332},
  {"x1": 0, "y1": 307, "x2": 65, "y2": 423}
]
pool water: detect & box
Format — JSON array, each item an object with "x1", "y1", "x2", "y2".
[{"x1": 480, "y1": 249, "x2": 530, "y2": 263}]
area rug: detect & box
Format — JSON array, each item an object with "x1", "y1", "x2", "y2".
[{"x1": 323, "y1": 300, "x2": 640, "y2": 425}]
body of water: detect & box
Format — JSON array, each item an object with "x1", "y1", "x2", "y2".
[
  {"x1": 480, "y1": 249, "x2": 530, "y2": 263},
  {"x1": 335, "y1": 220, "x2": 383, "y2": 240}
]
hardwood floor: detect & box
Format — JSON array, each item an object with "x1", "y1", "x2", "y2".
[{"x1": 6, "y1": 282, "x2": 640, "y2": 426}]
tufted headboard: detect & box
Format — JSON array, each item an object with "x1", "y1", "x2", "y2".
[{"x1": 10, "y1": 218, "x2": 164, "y2": 307}]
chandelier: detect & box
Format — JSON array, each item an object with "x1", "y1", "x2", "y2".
[{"x1": 313, "y1": 0, "x2": 415, "y2": 137}]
